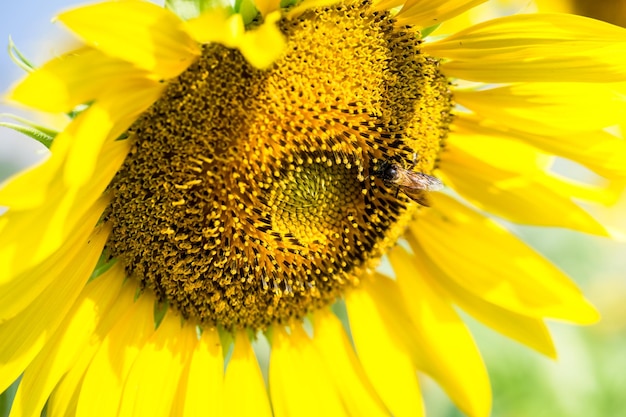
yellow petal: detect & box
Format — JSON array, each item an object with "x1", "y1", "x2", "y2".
[
  {"x1": 187, "y1": 10, "x2": 285, "y2": 69},
  {"x1": 388, "y1": 248, "x2": 491, "y2": 417},
  {"x1": 184, "y1": 8, "x2": 244, "y2": 46},
  {"x1": 9, "y1": 48, "x2": 151, "y2": 113},
  {"x1": 75, "y1": 294, "x2": 157, "y2": 417},
  {"x1": 57, "y1": 1, "x2": 200, "y2": 79},
  {"x1": 454, "y1": 84, "x2": 626, "y2": 136},
  {"x1": 0, "y1": 201, "x2": 107, "y2": 321},
  {"x1": 396, "y1": 0, "x2": 488, "y2": 28},
  {"x1": 254, "y1": 0, "x2": 282, "y2": 16},
  {"x1": 311, "y1": 310, "x2": 389, "y2": 417},
  {"x1": 541, "y1": 174, "x2": 625, "y2": 208},
  {"x1": 0, "y1": 226, "x2": 109, "y2": 394},
  {"x1": 454, "y1": 115, "x2": 626, "y2": 181},
  {"x1": 0, "y1": 108, "x2": 134, "y2": 210},
  {"x1": 0, "y1": 131, "x2": 68, "y2": 211},
  {"x1": 0, "y1": 139, "x2": 129, "y2": 280},
  {"x1": 438, "y1": 134, "x2": 609, "y2": 234},
  {"x1": 47, "y1": 280, "x2": 138, "y2": 417},
  {"x1": 224, "y1": 331, "x2": 272, "y2": 417},
  {"x1": 238, "y1": 12, "x2": 287, "y2": 69},
  {"x1": 405, "y1": 238, "x2": 557, "y2": 357},
  {"x1": 413, "y1": 194, "x2": 600, "y2": 324},
  {"x1": 424, "y1": 13, "x2": 626, "y2": 83},
  {"x1": 63, "y1": 80, "x2": 164, "y2": 188},
  {"x1": 270, "y1": 325, "x2": 347, "y2": 417},
  {"x1": 532, "y1": 0, "x2": 572, "y2": 13},
  {"x1": 48, "y1": 350, "x2": 92, "y2": 417},
  {"x1": 0, "y1": 127, "x2": 127, "y2": 210},
  {"x1": 345, "y1": 285, "x2": 425, "y2": 417},
  {"x1": 171, "y1": 327, "x2": 224, "y2": 417},
  {"x1": 8, "y1": 265, "x2": 124, "y2": 417},
  {"x1": 371, "y1": 0, "x2": 404, "y2": 11},
  {"x1": 429, "y1": 0, "x2": 509, "y2": 37},
  {"x1": 118, "y1": 312, "x2": 195, "y2": 417}
]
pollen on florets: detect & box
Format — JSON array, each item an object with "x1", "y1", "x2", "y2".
[{"x1": 104, "y1": 0, "x2": 453, "y2": 330}]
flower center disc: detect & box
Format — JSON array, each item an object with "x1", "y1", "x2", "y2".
[{"x1": 105, "y1": 0, "x2": 453, "y2": 330}]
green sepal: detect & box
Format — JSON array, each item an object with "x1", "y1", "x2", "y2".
[
  {"x1": 88, "y1": 252, "x2": 117, "y2": 282},
  {"x1": 165, "y1": 0, "x2": 233, "y2": 20},
  {"x1": 153, "y1": 300, "x2": 169, "y2": 329},
  {"x1": 67, "y1": 103, "x2": 91, "y2": 120},
  {"x1": 0, "y1": 377, "x2": 20, "y2": 417},
  {"x1": 218, "y1": 327, "x2": 235, "y2": 362},
  {"x1": 8, "y1": 36, "x2": 34, "y2": 73},
  {"x1": 0, "y1": 114, "x2": 58, "y2": 149},
  {"x1": 116, "y1": 132, "x2": 130, "y2": 142},
  {"x1": 420, "y1": 23, "x2": 441, "y2": 39},
  {"x1": 263, "y1": 326, "x2": 274, "y2": 346},
  {"x1": 331, "y1": 299, "x2": 355, "y2": 344},
  {"x1": 234, "y1": 0, "x2": 259, "y2": 25}
]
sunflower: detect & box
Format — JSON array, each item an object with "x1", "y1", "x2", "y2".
[{"x1": 2, "y1": 0, "x2": 626, "y2": 415}]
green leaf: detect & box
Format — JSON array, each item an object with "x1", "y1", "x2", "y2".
[
  {"x1": 8, "y1": 36, "x2": 34, "y2": 73},
  {"x1": 165, "y1": 0, "x2": 233, "y2": 20},
  {"x1": 0, "y1": 114, "x2": 58, "y2": 137},
  {"x1": 0, "y1": 114, "x2": 58, "y2": 148},
  {"x1": 0, "y1": 121, "x2": 56, "y2": 149}
]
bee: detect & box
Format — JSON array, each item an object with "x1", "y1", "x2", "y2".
[{"x1": 373, "y1": 160, "x2": 443, "y2": 206}]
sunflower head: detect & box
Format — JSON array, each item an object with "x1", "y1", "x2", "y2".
[{"x1": 104, "y1": 0, "x2": 453, "y2": 330}]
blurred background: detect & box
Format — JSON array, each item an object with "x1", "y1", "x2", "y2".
[{"x1": 1, "y1": 0, "x2": 625, "y2": 416}]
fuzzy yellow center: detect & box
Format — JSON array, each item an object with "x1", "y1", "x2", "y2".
[{"x1": 105, "y1": 0, "x2": 453, "y2": 330}]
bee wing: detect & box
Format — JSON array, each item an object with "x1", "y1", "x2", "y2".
[
  {"x1": 399, "y1": 171, "x2": 444, "y2": 192},
  {"x1": 400, "y1": 187, "x2": 432, "y2": 206},
  {"x1": 396, "y1": 171, "x2": 443, "y2": 206}
]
